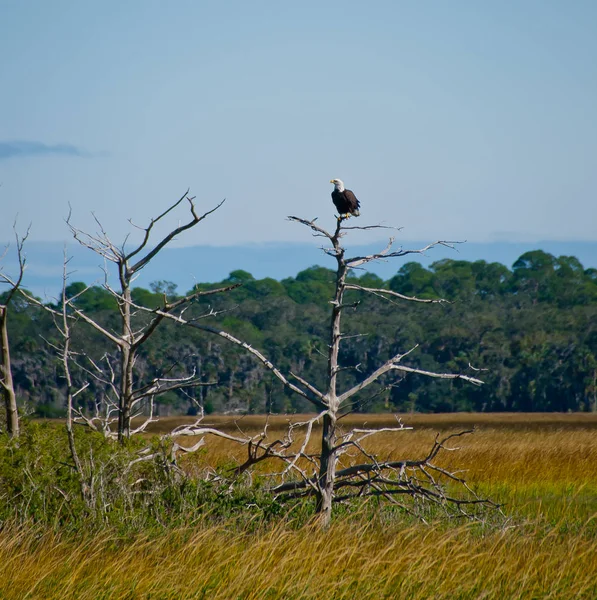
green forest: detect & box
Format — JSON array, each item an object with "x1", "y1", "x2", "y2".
[{"x1": 4, "y1": 248, "x2": 597, "y2": 417}]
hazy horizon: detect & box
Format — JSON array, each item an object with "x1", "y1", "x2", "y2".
[{"x1": 3, "y1": 238, "x2": 596, "y2": 301}]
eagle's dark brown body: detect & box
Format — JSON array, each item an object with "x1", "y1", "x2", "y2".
[{"x1": 331, "y1": 187, "x2": 360, "y2": 217}]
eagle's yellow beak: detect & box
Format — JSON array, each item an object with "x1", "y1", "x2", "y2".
[{"x1": 329, "y1": 179, "x2": 335, "y2": 183}]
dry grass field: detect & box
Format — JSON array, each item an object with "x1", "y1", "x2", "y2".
[{"x1": 1, "y1": 413, "x2": 596, "y2": 599}]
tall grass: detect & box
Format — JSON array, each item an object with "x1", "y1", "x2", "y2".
[
  {"x1": 175, "y1": 413, "x2": 597, "y2": 523},
  {"x1": 1, "y1": 515, "x2": 596, "y2": 599},
  {"x1": 1, "y1": 413, "x2": 596, "y2": 599}
]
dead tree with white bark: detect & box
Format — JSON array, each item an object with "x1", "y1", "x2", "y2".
[
  {"x1": 48, "y1": 252, "x2": 94, "y2": 508},
  {"x1": 0, "y1": 224, "x2": 31, "y2": 438},
  {"x1": 133, "y1": 216, "x2": 498, "y2": 525},
  {"x1": 64, "y1": 191, "x2": 238, "y2": 442}
]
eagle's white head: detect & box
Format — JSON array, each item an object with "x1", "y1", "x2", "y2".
[{"x1": 330, "y1": 178, "x2": 345, "y2": 192}]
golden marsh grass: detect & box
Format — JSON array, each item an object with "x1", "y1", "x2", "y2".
[
  {"x1": 1, "y1": 413, "x2": 596, "y2": 599},
  {"x1": 1, "y1": 517, "x2": 596, "y2": 599}
]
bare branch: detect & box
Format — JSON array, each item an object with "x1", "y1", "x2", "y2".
[
  {"x1": 0, "y1": 222, "x2": 31, "y2": 306},
  {"x1": 126, "y1": 189, "x2": 190, "y2": 256},
  {"x1": 67, "y1": 306, "x2": 125, "y2": 348},
  {"x1": 129, "y1": 396, "x2": 158, "y2": 436},
  {"x1": 130, "y1": 372, "x2": 215, "y2": 402},
  {"x1": 289, "y1": 372, "x2": 326, "y2": 402},
  {"x1": 347, "y1": 240, "x2": 462, "y2": 269},
  {"x1": 123, "y1": 298, "x2": 328, "y2": 409},
  {"x1": 340, "y1": 224, "x2": 401, "y2": 232},
  {"x1": 345, "y1": 284, "x2": 447, "y2": 305},
  {"x1": 334, "y1": 421, "x2": 413, "y2": 453},
  {"x1": 130, "y1": 283, "x2": 241, "y2": 350},
  {"x1": 169, "y1": 423, "x2": 252, "y2": 446},
  {"x1": 337, "y1": 345, "x2": 419, "y2": 404},
  {"x1": 345, "y1": 236, "x2": 397, "y2": 268},
  {"x1": 287, "y1": 216, "x2": 334, "y2": 242},
  {"x1": 390, "y1": 365, "x2": 484, "y2": 386},
  {"x1": 128, "y1": 196, "x2": 226, "y2": 274},
  {"x1": 66, "y1": 206, "x2": 122, "y2": 264},
  {"x1": 273, "y1": 429, "x2": 499, "y2": 520}
]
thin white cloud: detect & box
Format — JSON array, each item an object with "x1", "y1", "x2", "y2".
[{"x1": 0, "y1": 141, "x2": 87, "y2": 160}]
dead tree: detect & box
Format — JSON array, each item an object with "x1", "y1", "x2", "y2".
[
  {"x1": 132, "y1": 216, "x2": 495, "y2": 525},
  {"x1": 65, "y1": 191, "x2": 237, "y2": 442},
  {"x1": 46, "y1": 252, "x2": 94, "y2": 508},
  {"x1": 282, "y1": 217, "x2": 488, "y2": 521},
  {"x1": 0, "y1": 225, "x2": 30, "y2": 438}
]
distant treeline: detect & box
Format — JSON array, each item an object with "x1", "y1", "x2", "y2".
[{"x1": 4, "y1": 249, "x2": 597, "y2": 416}]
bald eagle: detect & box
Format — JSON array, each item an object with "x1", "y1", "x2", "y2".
[{"x1": 330, "y1": 179, "x2": 360, "y2": 219}]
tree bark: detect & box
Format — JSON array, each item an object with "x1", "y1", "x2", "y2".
[
  {"x1": 315, "y1": 225, "x2": 347, "y2": 524},
  {"x1": 0, "y1": 306, "x2": 19, "y2": 438},
  {"x1": 118, "y1": 283, "x2": 134, "y2": 441},
  {"x1": 316, "y1": 411, "x2": 337, "y2": 524},
  {"x1": 119, "y1": 343, "x2": 135, "y2": 441}
]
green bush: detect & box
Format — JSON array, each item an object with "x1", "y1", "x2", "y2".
[{"x1": 0, "y1": 421, "x2": 286, "y2": 533}]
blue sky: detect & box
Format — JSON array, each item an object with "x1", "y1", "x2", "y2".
[{"x1": 1, "y1": 0, "x2": 596, "y2": 249}]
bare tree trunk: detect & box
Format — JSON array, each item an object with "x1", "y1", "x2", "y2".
[
  {"x1": 119, "y1": 358, "x2": 134, "y2": 441},
  {"x1": 118, "y1": 268, "x2": 133, "y2": 441},
  {"x1": 0, "y1": 225, "x2": 30, "y2": 439},
  {"x1": 65, "y1": 388, "x2": 91, "y2": 508},
  {"x1": 59, "y1": 269, "x2": 93, "y2": 510},
  {"x1": 118, "y1": 343, "x2": 133, "y2": 439},
  {"x1": 0, "y1": 306, "x2": 19, "y2": 438},
  {"x1": 118, "y1": 322, "x2": 134, "y2": 439},
  {"x1": 315, "y1": 229, "x2": 346, "y2": 524},
  {"x1": 316, "y1": 411, "x2": 337, "y2": 523}
]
